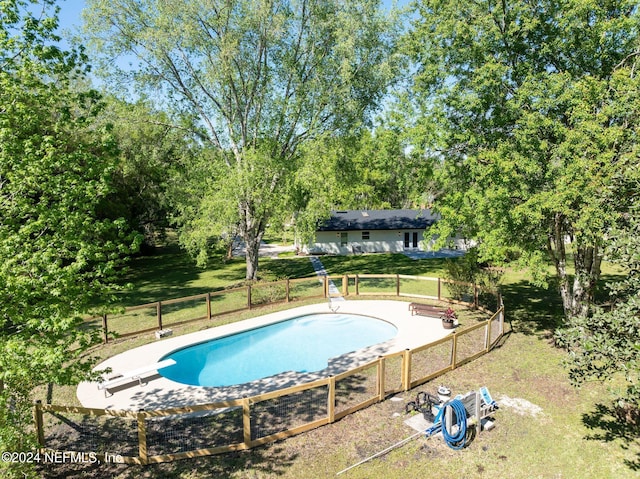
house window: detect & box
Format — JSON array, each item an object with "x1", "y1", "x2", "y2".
[
  {"x1": 340, "y1": 232, "x2": 348, "y2": 246},
  {"x1": 362, "y1": 231, "x2": 370, "y2": 240}
]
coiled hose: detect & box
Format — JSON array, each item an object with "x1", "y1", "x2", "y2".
[{"x1": 441, "y1": 399, "x2": 468, "y2": 450}]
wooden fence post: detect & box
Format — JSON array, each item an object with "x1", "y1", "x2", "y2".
[
  {"x1": 243, "y1": 397, "x2": 252, "y2": 448},
  {"x1": 402, "y1": 349, "x2": 411, "y2": 391},
  {"x1": 206, "y1": 292, "x2": 212, "y2": 320},
  {"x1": 323, "y1": 276, "x2": 328, "y2": 298},
  {"x1": 285, "y1": 278, "x2": 290, "y2": 303},
  {"x1": 378, "y1": 356, "x2": 386, "y2": 402},
  {"x1": 102, "y1": 314, "x2": 109, "y2": 344},
  {"x1": 485, "y1": 321, "x2": 491, "y2": 353},
  {"x1": 451, "y1": 333, "x2": 458, "y2": 370},
  {"x1": 247, "y1": 285, "x2": 252, "y2": 310},
  {"x1": 342, "y1": 275, "x2": 349, "y2": 296},
  {"x1": 437, "y1": 277, "x2": 442, "y2": 301},
  {"x1": 328, "y1": 376, "x2": 336, "y2": 423},
  {"x1": 33, "y1": 400, "x2": 45, "y2": 449},
  {"x1": 137, "y1": 410, "x2": 148, "y2": 466},
  {"x1": 355, "y1": 275, "x2": 359, "y2": 296},
  {"x1": 474, "y1": 283, "x2": 479, "y2": 309},
  {"x1": 156, "y1": 302, "x2": 163, "y2": 331},
  {"x1": 396, "y1": 274, "x2": 400, "y2": 296}
]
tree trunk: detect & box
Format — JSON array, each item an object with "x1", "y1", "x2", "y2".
[
  {"x1": 547, "y1": 214, "x2": 602, "y2": 319},
  {"x1": 245, "y1": 233, "x2": 261, "y2": 281},
  {"x1": 571, "y1": 244, "x2": 602, "y2": 317},
  {"x1": 239, "y1": 200, "x2": 265, "y2": 281}
]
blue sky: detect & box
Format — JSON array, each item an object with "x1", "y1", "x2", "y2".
[
  {"x1": 55, "y1": 0, "x2": 410, "y2": 34},
  {"x1": 56, "y1": 0, "x2": 85, "y2": 33}
]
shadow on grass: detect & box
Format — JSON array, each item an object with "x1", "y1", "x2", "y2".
[
  {"x1": 582, "y1": 402, "x2": 640, "y2": 472},
  {"x1": 318, "y1": 253, "x2": 448, "y2": 276},
  {"x1": 259, "y1": 256, "x2": 317, "y2": 280},
  {"x1": 40, "y1": 402, "x2": 299, "y2": 479},
  {"x1": 499, "y1": 279, "x2": 564, "y2": 336},
  {"x1": 118, "y1": 243, "x2": 218, "y2": 305},
  {"x1": 39, "y1": 446, "x2": 297, "y2": 479}
]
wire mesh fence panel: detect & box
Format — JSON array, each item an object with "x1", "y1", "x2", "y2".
[
  {"x1": 383, "y1": 353, "x2": 404, "y2": 395},
  {"x1": 478, "y1": 290, "x2": 499, "y2": 312},
  {"x1": 43, "y1": 410, "x2": 138, "y2": 457},
  {"x1": 334, "y1": 364, "x2": 379, "y2": 415},
  {"x1": 250, "y1": 386, "x2": 329, "y2": 441},
  {"x1": 399, "y1": 276, "x2": 439, "y2": 298},
  {"x1": 289, "y1": 278, "x2": 324, "y2": 301},
  {"x1": 455, "y1": 325, "x2": 488, "y2": 365},
  {"x1": 410, "y1": 339, "x2": 454, "y2": 386},
  {"x1": 146, "y1": 408, "x2": 244, "y2": 456},
  {"x1": 162, "y1": 296, "x2": 209, "y2": 327},
  {"x1": 489, "y1": 311, "x2": 504, "y2": 347},
  {"x1": 107, "y1": 306, "x2": 158, "y2": 337},
  {"x1": 250, "y1": 282, "x2": 288, "y2": 306}
]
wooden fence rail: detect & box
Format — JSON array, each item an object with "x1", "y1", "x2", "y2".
[
  {"x1": 36, "y1": 286, "x2": 504, "y2": 465},
  {"x1": 90, "y1": 274, "x2": 499, "y2": 343}
]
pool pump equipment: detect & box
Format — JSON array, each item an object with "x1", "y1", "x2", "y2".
[
  {"x1": 424, "y1": 386, "x2": 499, "y2": 449},
  {"x1": 336, "y1": 386, "x2": 499, "y2": 475}
]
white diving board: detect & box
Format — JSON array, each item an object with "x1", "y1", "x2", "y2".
[{"x1": 97, "y1": 358, "x2": 176, "y2": 397}]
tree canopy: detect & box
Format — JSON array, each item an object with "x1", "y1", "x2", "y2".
[
  {"x1": 0, "y1": 1, "x2": 139, "y2": 474},
  {"x1": 408, "y1": 0, "x2": 640, "y2": 319},
  {"x1": 556, "y1": 158, "x2": 640, "y2": 404},
  {"x1": 83, "y1": 0, "x2": 400, "y2": 279}
]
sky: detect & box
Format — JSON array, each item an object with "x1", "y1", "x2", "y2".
[
  {"x1": 54, "y1": 0, "x2": 410, "y2": 35},
  {"x1": 56, "y1": 0, "x2": 86, "y2": 35}
]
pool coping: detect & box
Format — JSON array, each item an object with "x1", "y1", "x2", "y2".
[{"x1": 76, "y1": 300, "x2": 453, "y2": 411}]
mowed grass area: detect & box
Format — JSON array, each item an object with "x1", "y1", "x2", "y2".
[
  {"x1": 39, "y1": 244, "x2": 639, "y2": 479},
  {"x1": 115, "y1": 242, "x2": 451, "y2": 307}
]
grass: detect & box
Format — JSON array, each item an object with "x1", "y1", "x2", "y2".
[{"x1": 37, "y1": 243, "x2": 640, "y2": 478}]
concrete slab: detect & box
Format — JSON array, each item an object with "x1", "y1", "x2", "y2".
[
  {"x1": 77, "y1": 300, "x2": 452, "y2": 411},
  {"x1": 402, "y1": 249, "x2": 465, "y2": 260},
  {"x1": 404, "y1": 413, "x2": 435, "y2": 433}
]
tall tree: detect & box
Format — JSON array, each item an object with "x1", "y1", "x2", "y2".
[
  {"x1": 556, "y1": 157, "x2": 640, "y2": 406},
  {"x1": 101, "y1": 98, "x2": 193, "y2": 250},
  {"x1": 344, "y1": 124, "x2": 429, "y2": 209},
  {"x1": 83, "y1": 0, "x2": 399, "y2": 280},
  {"x1": 0, "y1": 1, "x2": 139, "y2": 475},
  {"x1": 408, "y1": 0, "x2": 640, "y2": 319}
]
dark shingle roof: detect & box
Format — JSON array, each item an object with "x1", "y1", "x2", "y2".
[{"x1": 317, "y1": 209, "x2": 438, "y2": 231}]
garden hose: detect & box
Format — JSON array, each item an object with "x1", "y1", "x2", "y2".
[{"x1": 441, "y1": 399, "x2": 468, "y2": 450}]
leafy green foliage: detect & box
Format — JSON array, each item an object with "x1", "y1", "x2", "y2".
[
  {"x1": 557, "y1": 172, "x2": 640, "y2": 406},
  {"x1": 100, "y1": 98, "x2": 193, "y2": 249},
  {"x1": 444, "y1": 248, "x2": 503, "y2": 300},
  {"x1": 408, "y1": 0, "x2": 640, "y2": 319},
  {"x1": 83, "y1": 0, "x2": 401, "y2": 279},
  {"x1": 0, "y1": 1, "x2": 140, "y2": 475}
]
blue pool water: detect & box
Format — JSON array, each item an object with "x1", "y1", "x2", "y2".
[{"x1": 158, "y1": 313, "x2": 397, "y2": 387}]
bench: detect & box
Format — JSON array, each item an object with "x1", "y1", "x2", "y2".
[
  {"x1": 408, "y1": 302, "x2": 446, "y2": 317},
  {"x1": 97, "y1": 358, "x2": 176, "y2": 397}
]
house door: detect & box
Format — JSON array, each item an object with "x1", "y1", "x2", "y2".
[{"x1": 404, "y1": 232, "x2": 418, "y2": 249}]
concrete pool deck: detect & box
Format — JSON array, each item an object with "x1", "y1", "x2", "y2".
[{"x1": 76, "y1": 300, "x2": 453, "y2": 411}]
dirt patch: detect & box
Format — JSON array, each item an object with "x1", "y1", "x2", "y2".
[{"x1": 498, "y1": 395, "x2": 543, "y2": 417}]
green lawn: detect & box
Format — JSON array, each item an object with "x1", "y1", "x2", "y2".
[
  {"x1": 116, "y1": 244, "x2": 449, "y2": 307},
  {"x1": 39, "y1": 243, "x2": 639, "y2": 478}
]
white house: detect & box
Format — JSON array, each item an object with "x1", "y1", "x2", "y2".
[{"x1": 300, "y1": 209, "x2": 441, "y2": 255}]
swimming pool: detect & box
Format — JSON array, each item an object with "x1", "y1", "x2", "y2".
[{"x1": 158, "y1": 313, "x2": 397, "y2": 387}]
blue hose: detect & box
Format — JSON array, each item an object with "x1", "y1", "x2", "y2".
[{"x1": 441, "y1": 399, "x2": 468, "y2": 450}]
